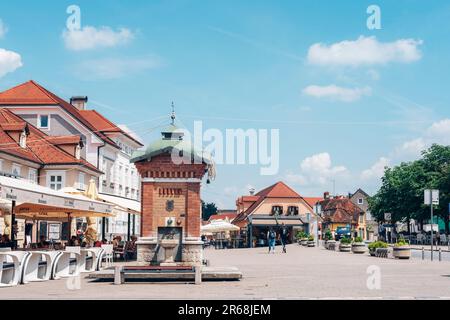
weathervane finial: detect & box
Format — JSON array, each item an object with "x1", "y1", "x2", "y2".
[{"x1": 171, "y1": 101, "x2": 175, "y2": 125}]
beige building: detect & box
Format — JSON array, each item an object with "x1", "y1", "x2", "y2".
[
  {"x1": 0, "y1": 108, "x2": 102, "y2": 246},
  {"x1": 234, "y1": 181, "x2": 318, "y2": 247}
]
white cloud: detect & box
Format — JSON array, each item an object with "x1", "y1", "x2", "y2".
[
  {"x1": 428, "y1": 119, "x2": 450, "y2": 138},
  {"x1": 74, "y1": 57, "x2": 161, "y2": 80},
  {"x1": 307, "y1": 36, "x2": 423, "y2": 67},
  {"x1": 286, "y1": 152, "x2": 348, "y2": 187},
  {"x1": 395, "y1": 119, "x2": 450, "y2": 159},
  {"x1": 62, "y1": 26, "x2": 134, "y2": 51},
  {"x1": 0, "y1": 48, "x2": 23, "y2": 78},
  {"x1": 361, "y1": 157, "x2": 390, "y2": 181},
  {"x1": 0, "y1": 19, "x2": 7, "y2": 38},
  {"x1": 303, "y1": 85, "x2": 372, "y2": 102}
]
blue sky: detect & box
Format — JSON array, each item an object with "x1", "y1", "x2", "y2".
[{"x1": 0, "y1": 0, "x2": 450, "y2": 208}]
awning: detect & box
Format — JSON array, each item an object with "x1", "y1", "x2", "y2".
[
  {"x1": 97, "y1": 193, "x2": 140, "y2": 214},
  {"x1": 0, "y1": 175, "x2": 113, "y2": 220},
  {"x1": 201, "y1": 219, "x2": 240, "y2": 234}
]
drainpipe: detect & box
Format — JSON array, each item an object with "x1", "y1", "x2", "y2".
[{"x1": 97, "y1": 144, "x2": 106, "y2": 241}]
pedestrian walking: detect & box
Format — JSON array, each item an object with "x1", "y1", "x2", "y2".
[
  {"x1": 267, "y1": 228, "x2": 276, "y2": 254},
  {"x1": 280, "y1": 223, "x2": 288, "y2": 253}
]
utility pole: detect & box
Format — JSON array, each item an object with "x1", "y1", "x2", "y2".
[{"x1": 425, "y1": 189, "x2": 439, "y2": 261}]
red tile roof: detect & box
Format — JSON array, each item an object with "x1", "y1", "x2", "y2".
[
  {"x1": 0, "y1": 109, "x2": 101, "y2": 173},
  {"x1": 255, "y1": 181, "x2": 302, "y2": 198},
  {"x1": 0, "y1": 123, "x2": 27, "y2": 132},
  {"x1": 319, "y1": 197, "x2": 363, "y2": 224},
  {"x1": 303, "y1": 197, "x2": 324, "y2": 208},
  {"x1": 79, "y1": 110, "x2": 143, "y2": 146},
  {"x1": 234, "y1": 182, "x2": 310, "y2": 223},
  {"x1": 0, "y1": 81, "x2": 119, "y2": 148},
  {"x1": 44, "y1": 135, "x2": 82, "y2": 146}
]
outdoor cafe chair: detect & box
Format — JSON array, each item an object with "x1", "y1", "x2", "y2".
[
  {"x1": 52, "y1": 246, "x2": 82, "y2": 279},
  {"x1": 100, "y1": 244, "x2": 113, "y2": 268},
  {"x1": 0, "y1": 251, "x2": 30, "y2": 287},
  {"x1": 79, "y1": 248, "x2": 103, "y2": 273},
  {"x1": 22, "y1": 251, "x2": 61, "y2": 284}
]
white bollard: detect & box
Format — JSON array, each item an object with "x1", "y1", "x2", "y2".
[
  {"x1": 114, "y1": 266, "x2": 123, "y2": 285},
  {"x1": 195, "y1": 266, "x2": 202, "y2": 285}
]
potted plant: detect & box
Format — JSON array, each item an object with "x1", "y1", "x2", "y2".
[
  {"x1": 307, "y1": 235, "x2": 315, "y2": 247},
  {"x1": 351, "y1": 236, "x2": 366, "y2": 254},
  {"x1": 296, "y1": 231, "x2": 308, "y2": 246},
  {"x1": 339, "y1": 237, "x2": 352, "y2": 252},
  {"x1": 393, "y1": 237, "x2": 411, "y2": 259},
  {"x1": 324, "y1": 229, "x2": 335, "y2": 249},
  {"x1": 368, "y1": 241, "x2": 388, "y2": 256}
]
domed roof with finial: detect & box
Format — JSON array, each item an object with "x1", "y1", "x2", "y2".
[{"x1": 130, "y1": 103, "x2": 212, "y2": 165}]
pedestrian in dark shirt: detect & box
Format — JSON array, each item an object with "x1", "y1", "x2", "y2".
[{"x1": 280, "y1": 223, "x2": 288, "y2": 253}]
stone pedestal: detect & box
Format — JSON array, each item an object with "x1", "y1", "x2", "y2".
[
  {"x1": 136, "y1": 236, "x2": 203, "y2": 266},
  {"x1": 181, "y1": 237, "x2": 203, "y2": 267},
  {"x1": 136, "y1": 237, "x2": 158, "y2": 266}
]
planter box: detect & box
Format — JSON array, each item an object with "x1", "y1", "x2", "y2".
[
  {"x1": 339, "y1": 243, "x2": 351, "y2": 252},
  {"x1": 300, "y1": 239, "x2": 308, "y2": 246},
  {"x1": 393, "y1": 246, "x2": 411, "y2": 259},
  {"x1": 307, "y1": 241, "x2": 315, "y2": 247},
  {"x1": 369, "y1": 249, "x2": 376, "y2": 256},
  {"x1": 325, "y1": 240, "x2": 336, "y2": 250},
  {"x1": 351, "y1": 243, "x2": 366, "y2": 254}
]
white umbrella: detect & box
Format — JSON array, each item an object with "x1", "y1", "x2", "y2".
[{"x1": 201, "y1": 219, "x2": 240, "y2": 234}]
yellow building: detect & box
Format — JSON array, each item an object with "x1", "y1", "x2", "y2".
[
  {"x1": 318, "y1": 194, "x2": 367, "y2": 240},
  {"x1": 234, "y1": 181, "x2": 319, "y2": 247}
]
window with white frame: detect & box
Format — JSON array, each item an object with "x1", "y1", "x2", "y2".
[
  {"x1": 28, "y1": 168, "x2": 37, "y2": 184},
  {"x1": 48, "y1": 172, "x2": 65, "y2": 190},
  {"x1": 38, "y1": 115, "x2": 50, "y2": 129},
  {"x1": 358, "y1": 198, "x2": 364, "y2": 205},
  {"x1": 12, "y1": 163, "x2": 21, "y2": 177},
  {"x1": 78, "y1": 172, "x2": 85, "y2": 190}
]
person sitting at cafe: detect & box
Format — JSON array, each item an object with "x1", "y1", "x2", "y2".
[
  {"x1": 112, "y1": 235, "x2": 122, "y2": 248},
  {"x1": 0, "y1": 234, "x2": 10, "y2": 243},
  {"x1": 125, "y1": 235, "x2": 138, "y2": 260},
  {"x1": 67, "y1": 235, "x2": 79, "y2": 247},
  {"x1": 93, "y1": 239, "x2": 102, "y2": 247},
  {"x1": 37, "y1": 235, "x2": 49, "y2": 249}
]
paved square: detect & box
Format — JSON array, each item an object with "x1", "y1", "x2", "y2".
[{"x1": 2, "y1": 244, "x2": 450, "y2": 299}]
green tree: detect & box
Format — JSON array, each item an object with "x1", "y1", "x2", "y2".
[
  {"x1": 421, "y1": 144, "x2": 450, "y2": 235},
  {"x1": 201, "y1": 200, "x2": 218, "y2": 221},
  {"x1": 369, "y1": 144, "x2": 450, "y2": 235}
]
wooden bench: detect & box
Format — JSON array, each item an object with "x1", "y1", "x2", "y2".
[{"x1": 116, "y1": 266, "x2": 200, "y2": 284}]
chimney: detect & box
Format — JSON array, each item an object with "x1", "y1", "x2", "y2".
[
  {"x1": 70, "y1": 96, "x2": 88, "y2": 110},
  {"x1": 249, "y1": 187, "x2": 255, "y2": 195},
  {"x1": 324, "y1": 191, "x2": 330, "y2": 199}
]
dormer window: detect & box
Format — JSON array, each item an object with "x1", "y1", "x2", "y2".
[
  {"x1": 19, "y1": 131, "x2": 27, "y2": 148},
  {"x1": 38, "y1": 115, "x2": 49, "y2": 129},
  {"x1": 271, "y1": 206, "x2": 283, "y2": 216},
  {"x1": 287, "y1": 206, "x2": 299, "y2": 216},
  {"x1": 75, "y1": 145, "x2": 81, "y2": 160}
]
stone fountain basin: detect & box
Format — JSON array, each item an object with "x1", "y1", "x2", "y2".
[{"x1": 160, "y1": 239, "x2": 179, "y2": 248}]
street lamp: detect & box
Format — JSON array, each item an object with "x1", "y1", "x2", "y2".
[{"x1": 315, "y1": 202, "x2": 322, "y2": 247}]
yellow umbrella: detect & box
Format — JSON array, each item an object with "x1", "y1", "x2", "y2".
[{"x1": 84, "y1": 179, "x2": 99, "y2": 243}]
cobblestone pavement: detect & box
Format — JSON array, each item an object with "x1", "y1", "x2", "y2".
[{"x1": 2, "y1": 244, "x2": 450, "y2": 299}]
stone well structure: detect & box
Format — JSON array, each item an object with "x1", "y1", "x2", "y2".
[{"x1": 131, "y1": 118, "x2": 213, "y2": 266}]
